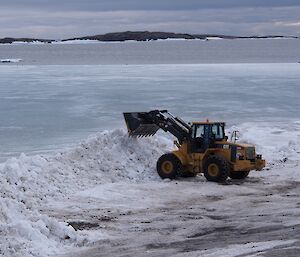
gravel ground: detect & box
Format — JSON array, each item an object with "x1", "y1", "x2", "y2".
[{"x1": 48, "y1": 165, "x2": 300, "y2": 257}]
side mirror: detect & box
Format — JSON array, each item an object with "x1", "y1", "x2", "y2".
[
  {"x1": 174, "y1": 140, "x2": 180, "y2": 148},
  {"x1": 230, "y1": 130, "x2": 240, "y2": 143}
]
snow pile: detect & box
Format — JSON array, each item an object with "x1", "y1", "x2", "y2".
[
  {"x1": 0, "y1": 125, "x2": 299, "y2": 256},
  {"x1": 0, "y1": 129, "x2": 171, "y2": 203},
  {"x1": 0, "y1": 198, "x2": 79, "y2": 257},
  {"x1": 0, "y1": 129, "x2": 171, "y2": 256}
]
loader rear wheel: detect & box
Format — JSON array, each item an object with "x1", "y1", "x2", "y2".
[
  {"x1": 229, "y1": 170, "x2": 249, "y2": 180},
  {"x1": 203, "y1": 155, "x2": 229, "y2": 182},
  {"x1": 157, "y1": 153, "x2": 182, "y2": 179}
]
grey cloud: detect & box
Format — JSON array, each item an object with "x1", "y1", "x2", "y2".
[
  {"x1": 0, "y1": 4, "x2": 300, "y2": 38},
  {"x1": 1, "y1": 0, "x2": 300, "y2": 12}
]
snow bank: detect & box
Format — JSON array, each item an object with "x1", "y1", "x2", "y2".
[
  {"x1": 0, "y1": 198, "x2": 80, "y2": 257},
  {"x1": 230, "y1": 121, "x2": 300, "y2": 162},
  {"x1": 228, "y1": 121, "x2": 300, "y2": 181},
  {"x1": 0, "y1": 125, "x2": 299, "y2": 256},
  {"x1": 0, "y1": 129, "x2": 171, "y2": 256}
]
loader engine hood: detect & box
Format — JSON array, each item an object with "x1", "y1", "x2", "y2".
[{"x1": 215, "y1": 142, "x2": 257, "y2": 161}]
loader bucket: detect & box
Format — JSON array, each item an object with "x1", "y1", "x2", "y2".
[{"x1": 123, "y1": 112, "x2": 160, "y2": 137}]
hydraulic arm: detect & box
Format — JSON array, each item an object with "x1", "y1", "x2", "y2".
[{"x1": 123, "y1": 110, "x2": 191, "y2": 143}]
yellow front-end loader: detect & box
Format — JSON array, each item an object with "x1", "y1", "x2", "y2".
[{"x1": 123, "y1": 110, "x2": 265, "y2": 182}]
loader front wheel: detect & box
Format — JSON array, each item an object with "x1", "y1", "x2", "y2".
[
  {"x1": 229, "y1": 170, "x2": 249, "y2": 180},
  {"x1": 203, "y1": 155, "x2": 229, "y2": 182},
  {"x1": 157, "y1": 153, "x2": 182, "y2": 179}
]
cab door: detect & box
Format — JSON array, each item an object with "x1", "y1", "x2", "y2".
[{"x1": 190, "y1": 124, "x2": 210, "y2": 153}]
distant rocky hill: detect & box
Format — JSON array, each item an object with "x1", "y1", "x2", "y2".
[
  {"x1": 66, "y1": 31, "x2": 196, "y2": 41},
  {"x1": 64, "y1": 31, "x2": 299, "y2": 41},
  {"x1": 0, "y1": 31, "x2": 298, "y2": 44},
  {"x1": 0, "y1": 37, "x2": 53, "y2": 44}
]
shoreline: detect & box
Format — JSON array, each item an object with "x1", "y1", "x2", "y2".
[
  {"x1": 1, "y1": 30, "x2": 298, "y2": 45},
  {"x1": 0, "y1": 36, "x2": 299, "y2": 45}
]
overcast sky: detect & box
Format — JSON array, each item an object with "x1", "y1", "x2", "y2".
[{"x1": 1, "y1": 0, "x2": 300, "y2": 38}]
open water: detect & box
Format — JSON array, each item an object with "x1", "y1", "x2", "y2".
[{"x1": 0, "y1": 39, "x2": 299, "y2": 160}]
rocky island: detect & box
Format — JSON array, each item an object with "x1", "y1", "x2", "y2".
[{"x1": 0, "y1": 31, "x2": 298, "y2": 44}]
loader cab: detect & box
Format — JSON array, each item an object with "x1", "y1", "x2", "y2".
[{"x1": 190, "y1": 122, "x2": 225, "y2": 153}]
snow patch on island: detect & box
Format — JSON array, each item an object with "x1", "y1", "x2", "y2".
[
  {"x1": 0, "y1": 58, "x2": 22, "y2": 63},
  {"x1": 52, "y1": 40, "x2": 101, "y2": 44},
  {"x1": 206, "y1": 37, "x2": 224, "y2": 40},
  {"x1": 11, "y1": 41, "x2": 47, "y2": 45}
]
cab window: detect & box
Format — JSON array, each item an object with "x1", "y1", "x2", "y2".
[
  {"x1": 211, "y1": 124, "x2": 224, "y2": 140},
  {"x1": 193, "y1": 125, "x2": 204, "y2": 138}
]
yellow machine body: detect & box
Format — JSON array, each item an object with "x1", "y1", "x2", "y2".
[
  {"x1": 172, "y1": 140, "x2": 265, "y2": 175},
  {"x1": 123, "y1": 110, "x2": 266, "y2": 181}
]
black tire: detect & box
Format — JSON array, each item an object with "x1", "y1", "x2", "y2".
[
  {"x1": 180, "y1": 171, "x2": 197, "y2": 178},
  {"x1": 157, "y1": 153, "x2": 182, "y2": 179},
  {"x1": 229, "y1": 171, "x2": 249, "y2": 180},
  {"x1": 203, "y1": 155, "x2": 229, "y2": 182}
]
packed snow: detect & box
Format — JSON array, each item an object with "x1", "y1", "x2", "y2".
[
  {"x1": 0, "y1": 123, "x2": 299, "y2": 256},
  {"x1": 174, "y1": 240, "x2": 297, "y2": 257}
]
